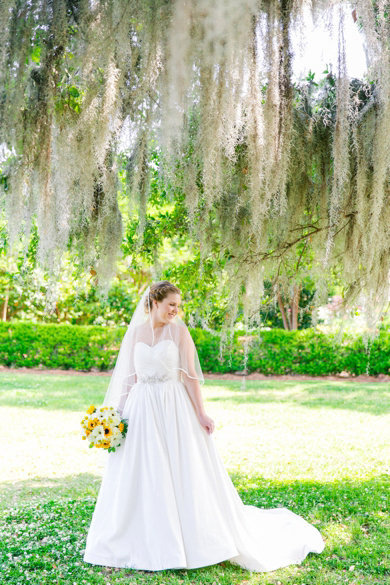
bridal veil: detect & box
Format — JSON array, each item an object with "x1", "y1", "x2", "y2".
[{"x1": 102, "y1": 284, "x2": 205, "y2": 415}]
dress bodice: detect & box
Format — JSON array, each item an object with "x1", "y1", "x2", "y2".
[{"x1": 134, "y1": 339, "x2": 181, "y2": 384}]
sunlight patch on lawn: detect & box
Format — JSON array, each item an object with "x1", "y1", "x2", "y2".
[
  {"x1": 322, "y1": 522, "x2": 353, "y2": 547},
  {"x1": 2, "y1": 407, "x2": 107, "y2": 486}
]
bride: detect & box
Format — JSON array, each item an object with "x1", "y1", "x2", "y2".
[{"x1": 83, "y1": 280, "x2": 325, "y2": 572}]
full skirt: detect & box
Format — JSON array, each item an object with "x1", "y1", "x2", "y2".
[{"x1": 83, "y1": 379, "x2": 325, "y2": 572}]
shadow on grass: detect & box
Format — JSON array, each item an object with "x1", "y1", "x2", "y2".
[
  {"x1": 2, "y1": 470, "x2": 388, "y2": 522},
  {"x1": 0, "y1": 471, "x2": 104, "y2": 512},
  {"x1": 206, "y1": 379, "x2": 390, "y2": 415},
  {"x1": 1, "y1": 471, "x2": 388, "y2": 583}
]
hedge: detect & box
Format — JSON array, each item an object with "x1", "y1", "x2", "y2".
[
  {"x1": 0, "y1": 322, "x2": 388, "y2": 376},
  {"x1": 192, "y1": 327, "x2": 390, "y2": 376},
  {"x1": 0, "y1": 322, "x2": 125, "y2": 372}
]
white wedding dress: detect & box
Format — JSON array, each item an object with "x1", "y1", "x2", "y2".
[{"x1": 83, "y1": 339, "x2": 325, "y2": 572}]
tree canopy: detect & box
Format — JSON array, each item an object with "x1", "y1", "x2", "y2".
[{"x1": 0, "y1": 0, "x2": 389, "y2": 332}]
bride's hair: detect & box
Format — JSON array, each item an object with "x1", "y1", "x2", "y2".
[{"x1": 144, "y1": 281, "x2": 181, "y2": 313}]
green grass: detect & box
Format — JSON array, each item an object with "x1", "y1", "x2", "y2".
[{"x1": 1, "y1": 373, "x2": 389, "y2": 584}]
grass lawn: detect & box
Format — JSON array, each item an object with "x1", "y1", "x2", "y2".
[{"x1": 0, "y1": 372, "x2": 389, "y2": 585}]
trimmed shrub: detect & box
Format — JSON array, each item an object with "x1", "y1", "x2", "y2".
[
  {"x1": 0, "y1": 322, "x2": 126, "y2": 371},
  {"x1": 0, "y1": 322, "x2": 388, "y2": 376}
]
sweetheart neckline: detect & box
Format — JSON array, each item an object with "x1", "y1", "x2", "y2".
[{"x1": 135, "y1": 340, "x2": 175, "y2": 350}]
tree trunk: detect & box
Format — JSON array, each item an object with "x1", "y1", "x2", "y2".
[
  {"x1": 291, "y1": 283, "x2": 301, "y2": 330},
  {"x1": 277, "y1": 289, "x2": 290, "y2": 330}
]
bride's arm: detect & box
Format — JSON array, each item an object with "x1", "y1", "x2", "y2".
[
  {"x1": 183, "y1": 375, "x2": 215, "y2": 434},
  {"x1": 182, "y1": 373, "x2": 205, "y2": 416},
  {"x1": 180, "y1": 327, "x2": 214, "y2": 434}
]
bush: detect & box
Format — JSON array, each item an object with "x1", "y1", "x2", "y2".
[
  {"x1": 0, "y1": 322, "x2": 388, "y2": 376},
  {"x1": 0, "y1": 322, "x2": 126, "y2": 371},
  {"x1": 223, "y1": 328, "x2": 389, "y2": 376}
]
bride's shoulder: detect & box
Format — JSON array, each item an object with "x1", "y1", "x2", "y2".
[
  {"x1": 127, "y1": 323, "x2": 147, "y2": 338},
  {"x1": 175, "y1": 322, "x2": 191, "y2": 341}
]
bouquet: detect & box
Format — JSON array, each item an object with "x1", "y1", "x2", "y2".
[{"x1": 80, "y1": 405, "x2": 128, "y2": 452}]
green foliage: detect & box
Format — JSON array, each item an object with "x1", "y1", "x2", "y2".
[
  {"x1": 0, "y1": 323, "x2": 126, "y2": 371},
  {"x1": 1, "y1": 475, "x2": 388, "y2": 584},
  {"x1": 0, "y1": 322, "x2": 388, "y2": 376},
  {"x1": 0, "y1": 251, "x2": 142, "y2": 327},
  {"x1": 2, "y1": 0, "x2": 389, "y2": 330},
  {"x1": 240, "y1": 329, "x2": 390, "y2": 376},
  {"x1": 343, "y1": 334, "x2": 390, "y2": 377},
  {"x1": 258, "y1": 279, "x2": 316, "y2": 329},
  {"x1": 193, "y1": 327, "x2": 390, "y2": 376}
]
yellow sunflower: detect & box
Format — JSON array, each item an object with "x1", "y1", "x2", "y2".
[
  {"x1": 103, "y1": 425, "x2": 113, "y2": 438},
  {"x1": 86, "y1": 405, "x2": 96, "y2": 414}
]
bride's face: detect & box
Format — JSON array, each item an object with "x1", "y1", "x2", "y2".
[{"x1": 153, "y1": 292, "x2": 181, "y2": 323}]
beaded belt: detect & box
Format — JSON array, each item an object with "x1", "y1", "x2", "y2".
[{"x1": 137, "y1": 373, "x2": 174, "y2": 384}]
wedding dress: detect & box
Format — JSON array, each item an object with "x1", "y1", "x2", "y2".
[{"x1": 83, "y1": 338, "x2": 325, "y2": 572}]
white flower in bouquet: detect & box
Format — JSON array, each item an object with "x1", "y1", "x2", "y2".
[
  {"x1": 93, "y1": 426, "x2": 104, "y2": 440},
  {"x1": 111, "y1": 436, "x2": 122, "y2": 448}
]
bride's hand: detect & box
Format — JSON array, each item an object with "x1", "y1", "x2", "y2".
[{"x1": 198, "y1": 412, "x2": 215, "y2": 434}]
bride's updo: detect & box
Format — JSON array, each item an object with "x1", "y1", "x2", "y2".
[{"x1": 144, "y1": 281, "x2": 181, "y2": 313}]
